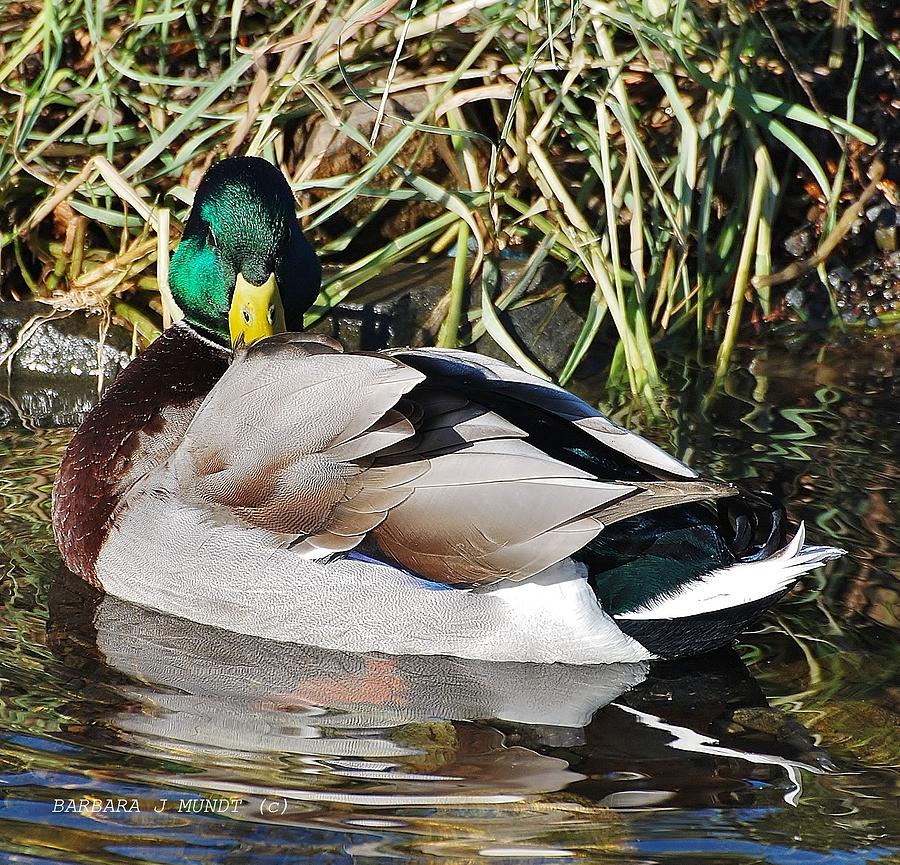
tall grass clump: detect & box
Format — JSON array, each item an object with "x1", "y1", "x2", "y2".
[{"x1": 0, "y1": 0, "x2": 888, "y2": 394}]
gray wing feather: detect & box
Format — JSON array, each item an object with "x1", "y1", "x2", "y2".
[
  {"x1": 173, "y1": 343, "x2": 426, "y2": 547},
  {"x1": 389, "y1": 347, "x2": 698, "y2": 479},
  {"x1": 168, "y1": 337, "x2": 731, "y2": 588}
]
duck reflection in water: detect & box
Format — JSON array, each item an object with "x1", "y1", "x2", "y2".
[{"x1": 48, "y1": 572, "x2": 836, "y2": 830}]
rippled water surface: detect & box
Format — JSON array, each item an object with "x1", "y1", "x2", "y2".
[{"x1": 0, "y1": 332, "x2": 897, "y2": 864}]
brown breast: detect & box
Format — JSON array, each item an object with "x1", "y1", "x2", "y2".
[{"x1": 51, "y1": 323, "x2": 229, "y2": 583}]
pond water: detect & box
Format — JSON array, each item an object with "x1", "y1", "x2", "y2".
[{"x1": 0, "y1": 328, "x2": 897, "y2": 864}]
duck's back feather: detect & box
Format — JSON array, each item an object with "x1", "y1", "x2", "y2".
[
  {"x1": 168, "y1": 335, "x2": 735, "y2": 587},
  {"x1": 389, "y1": 347, "x2": 699, "y2": 481}
]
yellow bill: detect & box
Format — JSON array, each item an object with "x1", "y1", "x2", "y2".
[{"x1": 228, "y1": 272, "x2": 285, "y2": 349}]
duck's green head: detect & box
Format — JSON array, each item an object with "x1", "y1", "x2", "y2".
[{"x1": 168, "y1": 157, "x2": 321, "y2": 349}]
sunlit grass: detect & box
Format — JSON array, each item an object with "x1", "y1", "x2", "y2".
[{"x1": 0, "y1": 0, "x2": 885, "y2": 393}]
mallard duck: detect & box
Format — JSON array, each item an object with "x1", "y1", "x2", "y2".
[{"x1": 51, "y1": 157, "x2": 843, "y2": 664}]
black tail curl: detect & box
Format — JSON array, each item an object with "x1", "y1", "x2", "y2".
[{"x1": 716, "y1": 488, "x2": 788, "y2": 562}]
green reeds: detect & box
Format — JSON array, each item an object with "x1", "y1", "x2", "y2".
[{"x1": 0, "y1": 0, "x2": 880, "y2": 394}]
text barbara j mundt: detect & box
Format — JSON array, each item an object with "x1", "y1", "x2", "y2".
[{"x1": 52, "y1": 798, "x2": 243, "y2": 814}]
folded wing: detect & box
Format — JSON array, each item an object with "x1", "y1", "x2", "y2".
[{"x1": 171, "y1": 335, "x2": 733, "y2": 586}]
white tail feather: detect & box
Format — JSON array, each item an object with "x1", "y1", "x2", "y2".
[{"x1": 616, "y1": 522, "x2": 845, "y2": 621}]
